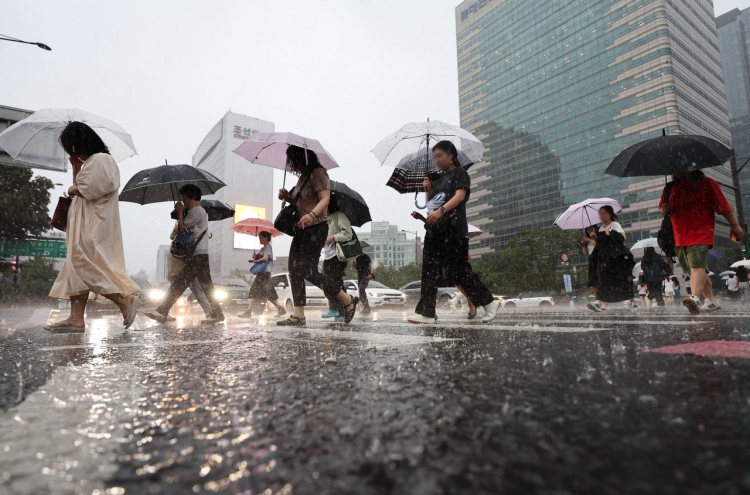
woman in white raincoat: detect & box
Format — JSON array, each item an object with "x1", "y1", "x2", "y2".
[{"x1": 45, "y1": 122, "x2": 139, "y2": 331}]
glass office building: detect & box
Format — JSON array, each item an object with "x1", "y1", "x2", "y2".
[
  {"x1": 717, "y1": 8, "x2": 750, "y2": 224},
  {"x1": 456, "y1": 0, "x2": 735, "y2": 258}
]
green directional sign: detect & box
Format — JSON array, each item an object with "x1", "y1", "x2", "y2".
[{"x1": 0, "y1": 238, "x2": 67, "y2": 258}]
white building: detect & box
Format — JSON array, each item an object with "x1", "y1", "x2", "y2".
[
  {"x1": 156, "y1": 245, "x2": 170, "y2": 283},
  {"x1": 356, "y1": 222, "x2": 421, "y2": 268},
  {"x1": 192, "y1": 111, "x2": 275, "y2": 282}
]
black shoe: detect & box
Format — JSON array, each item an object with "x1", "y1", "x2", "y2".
[
  {"x1": 361, "y1": 308, "x2": 372, "y2": 315},
  {"x1": 277, "y1": 316, "x2": 306, "y2": 326},
  {"x1": 344, "y1": 297, "x2": 359, "y2": 324},
  {"x1": 467, "y1": 312, "x2": 477, "y2": 320}
]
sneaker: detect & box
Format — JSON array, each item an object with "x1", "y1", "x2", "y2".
[
  {"x1": 481, "y1": 299, "x2": 500, "y2": 322},
  {"x1": 408, "y1": 314, "x2": 437, "y2": 324},
  {"x1": 682, "y1": 296, "x2": 701, "y2": 315},
  {"x1": 631, "y1": 302, "x2": 639, "y2": 309},
  {"x1": 587, "y1": 302, "x2": 603, "y2": 313},
  {"x1": 144, "y1": 311, "x2": 169, "y2": 323},
  {"x1": 322, "y1": 309, "x2": 339, "y2": 318},
  {"x1": 700, "y1": 299, "x2": 721, "y2": 313},
  {"x1": 333, "y1": 316, "x2": 345, "y2": 322}
]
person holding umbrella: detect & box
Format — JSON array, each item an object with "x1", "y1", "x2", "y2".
[
  {"x1": 145, "y1": 185, "x2": 225, "y2": 324},
  {"x1": 659, "y1": 170, "x2": 743, "y2": 314},
  {"x1": 238, "y1": 231, "x2": 285, "y2": 320},
  {"x1": 407, "y1": 141, "x2": 498, "y2": 324},
  {"x1": 45, "y1": 122, "x2": 140, "y2": 331},
  {"x1": 587, "y1": 206, "x2": 638, "y2": 312},
  {"x1": 276, "y1": 145, "x2": 358, "y2": 326}
]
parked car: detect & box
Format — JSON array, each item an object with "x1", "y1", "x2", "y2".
[
  {"x1": 86, "y1": 276, "x2": 153, "y2": 315},
  {"x1": 500, "y1": 292, "x2": 555, "y2": 308},
  {"x1": 399, "y1": 280, "x2": 461, "y2": 309},
  {"x1": 270, "y1": 272, "x2": 327, "y2": 313},
  {"x1": 344, "y1": 280, "x2": 406, "y2": 308},
  {"x1": 146, "y1": 282, "x2": 192, "y2": 315}
]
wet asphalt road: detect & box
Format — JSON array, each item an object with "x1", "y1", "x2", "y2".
[{"x1": 1, "y1": 305, "x2": 750, "y2": 495}]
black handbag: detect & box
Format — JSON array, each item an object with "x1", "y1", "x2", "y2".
[
  {"x1": 425, "y1": 171, "x2": 462, "y2": 239},
  {"x1": 274, "y1": 174, "x2": 312, "y2": 236},
  {"x1": 657, "y1": 181, "x2": 677, "y2": 259}
]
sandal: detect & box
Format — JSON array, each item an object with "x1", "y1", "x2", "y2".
[
  {"x1": 277, "y1": 316, "x2": 306, "y2": 326},
  {"x1": 344, "y1": 297, "x2": 359, "y2": 324},
  {"x1": 122, "y1": 296, "x2": 138, "y2": 329},
  {"x1": 467, "y1": 312, "x2": 477, "y2": 320},
  {"x1": 44, "y1": 321, "x2": 85, "y2": 332}
]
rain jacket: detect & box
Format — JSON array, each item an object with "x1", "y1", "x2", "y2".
[{"x1": 641, "y1": 256, "x2": 671, "y2": 284}]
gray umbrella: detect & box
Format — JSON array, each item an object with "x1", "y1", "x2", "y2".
[{"x1": 119, "y1": 164, "x2": 226, "y2": 205}]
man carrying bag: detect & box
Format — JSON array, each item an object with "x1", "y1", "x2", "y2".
[{"x1": 145, "y1": 185, "x2": 225, "y2": 324}]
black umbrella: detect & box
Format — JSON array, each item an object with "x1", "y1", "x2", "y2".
[
  {"x1": 119, "y1": 164, "x2": 226, "y2": 205},
  {"x1": 605, "y1": 135, "x2": 734, "y2": 177},
  {"x1": 330, "y1": 181, "x2": 371, "y2": 227},
  {"x1": 170, "y1": 199, "x2": 235, "y2": 221}
]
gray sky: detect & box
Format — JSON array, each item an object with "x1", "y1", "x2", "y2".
[{"x1": 2, "y1": 0, "x2": 749, "y2": 276}]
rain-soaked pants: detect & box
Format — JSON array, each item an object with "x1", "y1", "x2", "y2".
[
  {"x1": 416, "y1": 236, "x2": 493, "y2": 318},
  {"x1": 289, "y1": 222, "x2": 343, "y2": 307}
]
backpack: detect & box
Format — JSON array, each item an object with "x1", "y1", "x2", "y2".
[{"x1": 657, "y1": 181, "x2": 676, "y2": 259}]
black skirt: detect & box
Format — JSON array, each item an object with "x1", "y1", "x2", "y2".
[{"x1": 249, "y1": 272, "x2": 278, "y2": 300}]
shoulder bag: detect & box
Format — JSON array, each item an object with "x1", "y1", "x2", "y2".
[
  {"x1": 250, "y1": 248, "x2": 272, "y2": 275},
  {"x1": 425, "y1": 171, "x2": 462, "y2": 239},
  {"x1": 332, "y1": 213, "x2": 362, "y2": 261},
  {"x1": 274, "y1": 173, "x2": 313, "y2": 236},
  {"x1": 170, "y1": 229, "x2": 207, "y2": 263},
  {"x1": 50, "y1": 196, "x2": 73, "y2": 232},
  {"x1": 657, "y1": 181, "x2": 677, "y2": 259}
]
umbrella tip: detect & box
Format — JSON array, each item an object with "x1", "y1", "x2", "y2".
[{"x1": 165, "y1": 159, "x2": 168, "y2": 165}]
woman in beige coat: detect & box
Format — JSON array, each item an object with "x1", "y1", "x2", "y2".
[{"x1": 45, "y1": 122, "x2": 139, "y2": 331}]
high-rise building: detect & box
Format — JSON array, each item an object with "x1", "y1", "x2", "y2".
[
  {"x1": 156, "y1": 245, "x2": 170, "y2": 283},
  {"x1": 356, "y1": 222, "x2": 421, "y2": 268},
  {"x1": 456, "y1": 0, "x2": 736, "y2": 258},
  {"x1": 192, "y1": 111, "x2": 275, "y2": 282},
  {"x1": 717, "y1": 8, "x2": 750, "y2": 225}
]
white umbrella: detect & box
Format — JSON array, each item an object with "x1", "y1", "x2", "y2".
[
  {"x1": 468, "y1": 224, "x2": 482, "y2": 239},
  {"x1": 720, "y1": 270, "x2": 736, "y2": 277},
  {"x1": 0, "y1": 108, "x2": 137, "y2": 171},
  {"x1": 632, "y1": 262, "x2": 642, "y2": 278},
  {"x1": 722, "y1": 275, "x2": 731, "y2": 280},
  {"x1": 731, "y1": 259, "x2": 750, "y2": 268},
  {"x1": 554, "y1": 198, "x2": 621, "y2": 230},
  {"x1": 631, "y1": 237, "x2": 660, "y2": 251}
]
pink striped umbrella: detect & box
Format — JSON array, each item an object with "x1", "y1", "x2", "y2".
[{"x1": 232, "y1": 218, "x2": 283, "y2": 237}]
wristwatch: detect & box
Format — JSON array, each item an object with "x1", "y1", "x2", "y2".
[{"x1": 439, "y1": 206, "x2": 446, "y2": 214}]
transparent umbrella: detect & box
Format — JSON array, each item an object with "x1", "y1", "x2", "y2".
[{"x1": 0, "y1": 108, "x2": 137, "y2": 171}]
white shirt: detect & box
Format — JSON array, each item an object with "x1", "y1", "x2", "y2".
[
  {"x1": 258, "y1": 244, "x2": 274, "y2": 272},
  {"x1": 183, "y1": 205, "x2": 209, "y2": 255},
  {"x1": 727, "y1": 277, "x2": 739, "y2": 291},
  {"x1": 324, "y1": 241, "x2": 337, "y2": 260},
  {"x1": 664, "y1": 279, "x2": 675, "y2": 296},
  {"x1": 599, "y1": 221, "x2": 624, "y2": 234},
  {"x1": 586, "y1": 242, "x2": 595, "y2": 255}
]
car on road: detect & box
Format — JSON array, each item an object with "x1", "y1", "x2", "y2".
[
  {"x1": 500, "y1": 292, "x2": 555, "y2": 308},
  {"x1": 344, "y1": 280, "x2": 406, "y2": 308},
  {"x1": 270, "y1": 273, "x2": 327, "y2": 313},
  {"x1": 86, "y1": 276, "x2": 153, "y2": 315},
  {"x1": 399, "y1": 281, "x2": 462, "y2": 309}
]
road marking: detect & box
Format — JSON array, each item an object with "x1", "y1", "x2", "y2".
[
  {"x1": 38, "y1": 339, "x2": 221, "y2": 351},
  {"x1": 265, "y1": 327, "x2": 461, "y2": 346},
  {"x1": 353, "y1": 321, "x2": 614, "y2": 333}
]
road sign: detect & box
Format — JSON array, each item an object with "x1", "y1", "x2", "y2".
[
  {"x1": 0, "y1": 238, "x2": 67, "y2": 258},
  {"x1": 561, "y1": 252, "x2": 569, "y2": 263},
  {"x1": 563, "y1": 274, "x2": 572, "y2": 293}
]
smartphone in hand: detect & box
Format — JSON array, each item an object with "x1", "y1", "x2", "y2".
[{"x1": 411, "y1": 211, "x2": 426, "y2": 222}]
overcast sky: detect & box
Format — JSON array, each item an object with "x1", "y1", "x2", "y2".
[{"x1": 3, "y1": 0, "x2": 749, "y2": 277}]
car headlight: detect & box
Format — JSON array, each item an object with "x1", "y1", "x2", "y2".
[
  {"x1": 214, "y1": 289, "x2": 228, "y2": 301},
  {"x1": 149, "y1": 289, "x2": 165, "y2": 301},
  {"x1": 369, "y1": 292, "x2": 383, "y2": 297},
  {"x1": 176, "y1": 298, "x2": 186, "y2": 306}
]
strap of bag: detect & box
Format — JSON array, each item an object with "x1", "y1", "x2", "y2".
[
  {"x1": 291, "y1": 172, "x2": 314, "y2": 204},
  {"x1": 188, "y1": 229, "x2": 208, "y2": 254},
  {"x1": 664, "y1": 181, "x2": 675, "y2": 216}
]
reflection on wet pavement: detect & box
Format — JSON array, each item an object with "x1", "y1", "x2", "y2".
[{"x1": 1, "y1": 308, "x2": 749, "y2": 494}]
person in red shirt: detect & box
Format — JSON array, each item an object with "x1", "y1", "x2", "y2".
[{"x1": 659, "y1": 170, "x2": 744, "y2": 314}]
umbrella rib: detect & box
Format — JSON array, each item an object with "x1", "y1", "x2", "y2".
[{"x1": 7, "y1": 121, "x2": 61, "y2": 161}]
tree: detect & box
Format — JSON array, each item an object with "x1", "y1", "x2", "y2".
[
  {"x1": 0, "y1": 256, "x2": 58, "y2": 303},
  {"x1": 0, "y1": 167, "x2": 54, "y2": 241},
  {"x1": 371, "y1": 262, "x2": 422, "y2": 289},
  {"x1": 472, "y1": 227, "x2": 588, "y2": 296}
]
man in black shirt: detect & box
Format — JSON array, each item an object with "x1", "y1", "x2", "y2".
[{"x1": 352, "y1": 253, "x2": 372, "y2": 314}]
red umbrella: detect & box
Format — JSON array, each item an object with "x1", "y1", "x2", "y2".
[{"x1": 232, "y1": 218, "x2": 283, "y2": 237}]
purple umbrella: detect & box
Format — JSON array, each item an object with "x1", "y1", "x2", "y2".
[
  {"x1": 554, "y1": 198, "x2": 622, "y2": 230},
  {"x1": 232, "y1": 131, "x2": 340, "y2": 171},
  {"x1": 468, "y1": 224, "x2": 482, "y2": 239}
]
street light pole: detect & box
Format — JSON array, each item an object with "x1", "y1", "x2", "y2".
[{"x1": 401, "y1": 230, "x2": 420, "y2": 265}]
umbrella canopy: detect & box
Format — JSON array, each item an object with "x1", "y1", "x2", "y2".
[
  {"x1": 631, "y1": 237, "x2": 660, "y2": 251},
  {"x1": 632, "y1": 262, "x2": 642, "y2": 278},
  {"x1": 604, "y1": 135, "x2": 734, "y2": 177},
  {"x1": 554, "y1": 198, "x2": 621, "y2": 230},
  {"x1": 330, "y1": 181, "x2": 371, "y2": 228},
  {"x1": 393, "y1": 147, "x2": 475, "y2": 172},
  {"x1": 722, "y1": 275, "x2": 731, "y2": 280},
  {"x1": 231, "y1": 218, "x2": 283, "y2": 237},
  {"x1": 0, "y1": 108, "x2": 137, "y2": 171},
  {"x1": 170, "y1": 199, "x2": 234, "y2": 222},
  {"x1": 468, "y1": 224, "x2": 482, "y2": 239},
  {"x1": 707, "y1": 249, "x2": 724, "y2": 264},
  {"x1": 731, "y1": 259, "x2": 750, "y2": 268},
  {"x1": 119, "y1": 164, "x2": 226, "y2": 205},
  {"x1": 720, "y1": 270, "x2": 736, "y2": 277},
  {"x1": 359, "y1": 241, "x2": 370, "y2": 248},
  {"x1": 232, "y1": 132, "x2": 339, "y2": 171}
]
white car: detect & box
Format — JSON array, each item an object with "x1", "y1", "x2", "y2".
[
  {"x1": 343, "y1": 280, "x2": 406, "y2": 307},
  {"x1": 270, "y1": 273, "x2": 328, "y2": 313},
  {"x1": 500, "y1": 292, "x2": 555, "y2": 308}
]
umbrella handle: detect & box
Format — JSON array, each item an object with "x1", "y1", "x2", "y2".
[{"x1": 414, "y1": 191, "x2": 427, "y2": 210}]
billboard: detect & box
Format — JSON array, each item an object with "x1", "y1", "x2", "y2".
[
  {"x1": 233, "y1": 204, "x2": 266, "y2": 250},
  {"x1": 371, "y1": 221, "x2": 390, "y2": 238}
]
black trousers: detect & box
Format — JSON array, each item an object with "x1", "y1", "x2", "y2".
[
  {"x1": 323, "y1": 257, "x2": 348, "y2": 314},
  {"x1": 647, "y1": 283, "x2": 665, "y2": 306},
  {"x1": 416, "y1": 236, "x2": 494, "y2": 318},
  {"x1": 358, "y1": 277, "x2": 370, "y2": 311},
  {"x1": 289, "y1": 223, "x2": 343, "y2": 307},
  {"x1": 157, "y1": 255, "x2": 224, "y2": 318}
]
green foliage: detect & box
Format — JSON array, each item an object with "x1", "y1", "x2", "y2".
[
  {"x1": 230, "y1": 268, "x2": 253, "y2": 286},
  {"x1": 0, "y1": 256, "x2": 59, "y2": 304},
  {"x1": 472, "y1": 227, "x2": 588, "y2": 296},
  {"x1": 371, "y1": 262, "x2": 422, "y2": 290},
  {"x1": 0, "y1": 167, "x2": 54, "y2": 241}
]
